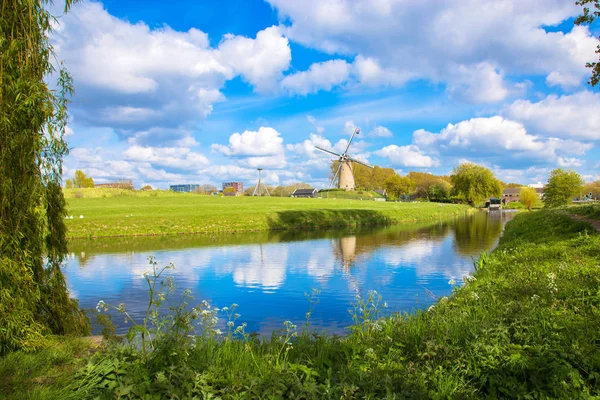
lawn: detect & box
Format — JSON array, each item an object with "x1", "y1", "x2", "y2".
[{"x1": 64, "y1": 189, "x2": 471, "y2": 238}]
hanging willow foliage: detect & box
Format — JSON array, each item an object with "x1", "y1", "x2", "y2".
[{"x1": 0, "y1": 0, "x2": 90, "y2": 354}]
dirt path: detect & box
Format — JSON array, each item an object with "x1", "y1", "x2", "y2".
[{"x1": 568, "y1": 213, "x2": 600, "y2": 233}]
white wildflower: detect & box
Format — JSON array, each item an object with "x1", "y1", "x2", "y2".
[
  {"x1": 213, "y1": 329, "x2": 222, "y2": 335},
  {"x1": 440, "y1": 297, "x2": 449, "y2": 302},
  {"x1": 79, "y1": 215, "x2": 84, "y2": 219},
  {"x1": 227, "y1": 321, "x2": 235, "y2": 327},
  {"x1": 222, "y1": 307, "x2": 229, "y2": 312},
  {"x1": 547, "y1": 273, "x2": 558, "y2": 293},
  {"x1": 428, "y1": 305, "x2": 435, "y2": 312},
  {"x1": 95, "y1": 300, "x2": 105, "y2": 312},
  {"x1": 531, "y1": 294, "x2": 540, "y2": 302},
  {"x1": 470, "y1": 292, "x2": 480, "y2": 300},
  {"x1": 448, "y1": 278, "x2": 456, "y2": 285}
]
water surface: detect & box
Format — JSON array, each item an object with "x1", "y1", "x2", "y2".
[{"x1": 64, "y1": 211, "x2": 515, "y2": 335}]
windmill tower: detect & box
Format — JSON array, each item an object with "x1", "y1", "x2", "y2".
[
  {"x1": 315, "y1": 127, "x2": 374, "y2": 190},
  {"x1": 252, "y1": 168, "x2": 270, "y2": 196}
]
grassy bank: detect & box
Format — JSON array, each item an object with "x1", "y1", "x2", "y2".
[
  {"x1": 569, "y1": 203, "x2": 600, "y2": 219},
  {"x1": 0, "y1": 337, "x2": 94, "y2": 400},
  {"x1": 64, "y1": 188, "x2": 471, "y2": 238},
  {"x1": 4, "y1": 208, "x2": 600, "y2": 398}
]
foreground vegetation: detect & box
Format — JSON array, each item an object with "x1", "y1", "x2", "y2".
[
  {"x1": 63, "y1": 188, "x2": 471, "y2": 238},
  {"x1": 570, "y1": 202, "x2": 600, "y2": 219},
  {"x1": 3, "y1": 208, "x2": 599, "y2": 398}
]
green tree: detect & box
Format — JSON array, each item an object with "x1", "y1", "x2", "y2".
[
  {"x1": 0, "y1": 0, "x2": 90, "y2": 353},
  {"x1": 65, "y1": 179, "x2": 73, "y2": 189},
  {"x1": 575, "y1": 0, "x2": 600, "y2": 86},
  {"x1": 407, "y1": 171, "x2": 452, "y2": 200},
  {"x1": 583, "y1": 180, "x2": 600, "y2": 199},
  {"x1": 72, "y1": 169, "x2": 94, "y2": 188},
  {"x1": 384, "y1": 175, "x2": 415, "y2": 201},
  {"x1": 543, "y1": 169, "x2": 585, "y2": 208},
  {"x1": 450, "y1": 163, "x2": 502, "y2": 206},
  {"x1": 428, "y1": 181, "x2": 452, "y2": 202},
  {"x1": 519, "y1": 187, "x2": 538, "y2": 211}
]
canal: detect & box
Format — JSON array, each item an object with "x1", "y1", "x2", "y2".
[{"x1": 64, "y1": 210, "x2": 515, "y2": 335}]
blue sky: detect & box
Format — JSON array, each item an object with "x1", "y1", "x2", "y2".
[{"x1": 53, "y1": 0, "x2": 600, "y2": 188}]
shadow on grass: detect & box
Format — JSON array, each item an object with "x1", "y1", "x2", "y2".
[{"x1": 267, "y1": 209, "x2": 390, "y2": 231}]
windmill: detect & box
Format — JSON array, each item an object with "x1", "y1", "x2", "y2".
[
  {"x1": 252, "y1": 168, "x2": 270, "y2": 196},
  {"x1": 315, "y1": 127, "x2": 373, "y2": 191}
]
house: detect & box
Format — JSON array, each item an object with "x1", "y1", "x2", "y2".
[
  {"x1": 374, "y1": 189, "x2": 387, "y2": 198},
  {"x1": 291, "y1": 188, "x2": 318, "y2": 198},
  {"x1": 222, "y1": 181, "x2": 244, "y2": 194},
  {"x1": 501, "y1": 187, "x2": 545, "y2": 205},
  {"x1": 170, "y1": 184, "x2": 200, "y2": 193},
  {"x1": 502, "y1": 188, "x2": 520, "y2": 205},
  {"x1": 486, "y1": 197, "x2": 502, "y2": 210}
]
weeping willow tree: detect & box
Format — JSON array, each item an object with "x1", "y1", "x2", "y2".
[{"x1": 0, "y1": 0, "x2": 90, "y2": 354}]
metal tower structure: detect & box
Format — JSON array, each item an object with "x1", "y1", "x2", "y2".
[{"x1": 252, "y1": 168, "x2": 270, "y2": 196}]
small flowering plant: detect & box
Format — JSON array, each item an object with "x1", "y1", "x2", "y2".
[
  {"x1": 94, "y1": 256, "x2": 248, "y2": 359},
  {"x1": 95, "y1": 256, "x2": 179, "y2": 356},
  {"x1": 348, "y1": 290, "x2": 388, "y2": 338}
]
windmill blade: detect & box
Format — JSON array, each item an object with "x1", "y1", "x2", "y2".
[
  {"x1": 341, "y1": 127, "x2": 360, "y2": 157},
  {"x1": 329, "y1": 161, "x2": 343, "y2": 189},
  {"x1": 315, "y1": 146, "x2": 342, "y2": 158},
  {"x1": 345, "y1": 156, "x2": 374, "y2": 169}
]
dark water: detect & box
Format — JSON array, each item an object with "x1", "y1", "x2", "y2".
[{"x1": 64, "y1": 211, "x2": 515, "y2": 335}]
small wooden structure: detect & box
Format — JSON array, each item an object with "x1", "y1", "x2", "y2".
[
  {"x1": 291, "y1": 188, "x2": 318, "y2": 198},
  {"x1": 486, "y1": 197, "x2": 502, "y2": 210}
]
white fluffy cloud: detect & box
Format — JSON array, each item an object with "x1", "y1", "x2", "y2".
[
  {"x1": 445, "y1": 63, "x2": 510, "y2": 103},
  {"x1": 369, "y1": 126, "x2": 393, "y2": 137},
  {"x1": 123, "y1": 145, "x2": 210, "y2": 171},
  {"x1": 53, "y1": 2, "x2": 291, "y2": 146},
  {"x1": 413, "y1": 116, "x2": 592, "y2": 167},
  {"x1": 212, "y1": 127, "x2": 284, "y2": 156},
  {"x1": 375, "y1": 145, "x2": 437, "y2": 168},
  {"x1": 218, "y1": 26, "x2": 291, "y2": 93},
  {"x1": 281, "y1": 59, "x2": 351, "y2": 95},
  {"x1": 557, "y1": 157, "x2": 584, "y2": 167},
  {"x1": 211, "y1": 127, "x2": 287, "y2": 169},
  {"x1": 66, "y1": 147, "x2": 186, "y2": 186},
  {"x1": 506, "y1": 92, "x2": 600, "y2": 140},
  {"x1": 268, "y1": 0, "x2": 598, "y2": 95}
]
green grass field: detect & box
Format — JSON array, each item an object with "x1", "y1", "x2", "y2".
[{"x1": 64, "y1": 189, "x2": 471, "y2": 238}]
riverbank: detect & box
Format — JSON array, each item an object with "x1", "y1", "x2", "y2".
[
  {"x1": 3, "y1": 208, "x2": 599, "y2": 398},
  {"x1": 64, "y1": 189, "x2": 471, "y2": 238}
]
